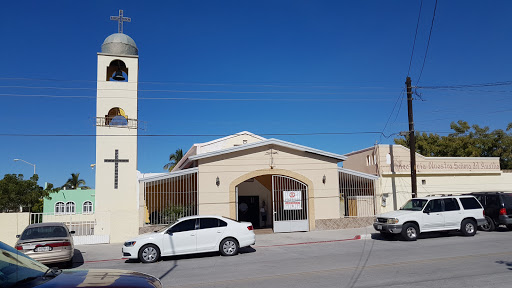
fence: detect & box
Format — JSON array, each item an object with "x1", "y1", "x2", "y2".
[
  {"x1": 338, "y1": 168, "x2": 378, "y2": 217},
  {"x1": 142, "y1": 169, "x2": 199, "y2": 225},
  {"x1": 28, "y1": 212, "x2": 109, "y2": 245}
]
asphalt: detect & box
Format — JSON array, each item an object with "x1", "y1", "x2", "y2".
[{"x1": 73, "y1": 226, "x2": 373, "y2": 264}]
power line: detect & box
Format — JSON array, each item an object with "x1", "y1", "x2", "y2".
[
  {"x1": 0, "y1": 131, "x2": 397, "y2": 138},
  {"x1": 0, "y1": 93, "x2": 396, "y2": 102},
  {"x1": 417, "y1": 80, "x2": 512, "y2": 89},
  {"x1": 416, "y1": 0, "x2": 438, "y2": 85},
  {"x1": 0, "y1": 77, "x2": 397, "y2": 90},
  {"x1": 407, "y1": 0, "x2": 423, "y2": 77}
]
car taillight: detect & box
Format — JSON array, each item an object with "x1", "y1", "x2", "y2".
[
  {"x1": 15, "y1": 246, "x2": 23, "y2": 250},
  {"x1": 500, "y1": 208, "x2": 507, "y2": 215},
  {"x1": 247, "y1": 225, "x2": 253, "y2": 231},
  {"x1": 483, "y1": 210, "x2": 485, "y2": 216}
]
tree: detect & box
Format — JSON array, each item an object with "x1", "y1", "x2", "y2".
[
  {"x1": 0, "y1": 174, "x2": 54, "y2": 212},
  {"x1": 62, "y1": 173, "x2": 90, "y2": 190},
  {"x1": 163, "y1": 148, "x2": 184, "y2": 172},
  {"x1": 394, "y1": 120, "x2": 512, "y2": 169}
]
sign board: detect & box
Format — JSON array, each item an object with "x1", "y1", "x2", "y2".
[{"x1": 283, "y1": 191, "x2": 302, "y2": 210}]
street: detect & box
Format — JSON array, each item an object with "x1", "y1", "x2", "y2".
[{"x1": 72, "y1": 228, "x2": 512, "y2": 288}]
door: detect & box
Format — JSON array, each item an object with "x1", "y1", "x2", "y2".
[
  {"x1": 162, "y1": 219, "x2": 197, "y2": 255},
  {"x1": 422, "y1": 199, "x2": 444, "y2": 231},
  {"x1": 272, "y1": 175, "x2": 309, "y2": 233},
  {"x1": 196, "y1": 217, "x2": 227, "y2": 252},
  {"x1": 238, "y1": 196, "x2": 260, "y2": 228},
  {"x1": 442, "y1": 198, "x2": 463, "y2": 229}
]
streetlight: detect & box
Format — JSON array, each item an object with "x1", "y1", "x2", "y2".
[{"x1": 13, "y1": 159, "x2": 36, "y2": 175}]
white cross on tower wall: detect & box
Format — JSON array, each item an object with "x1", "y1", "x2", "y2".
[{"x1": 110, "y1": 9, "x2": 131, "y2": 34}]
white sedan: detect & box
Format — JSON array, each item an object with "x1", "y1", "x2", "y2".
[{"x1": 122, "y1": 215, "x2": 256, "y2": 263}]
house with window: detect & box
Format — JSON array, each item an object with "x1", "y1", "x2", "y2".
[{"x1": 43, "y1": 189, "x2": 95, "y2": 215}]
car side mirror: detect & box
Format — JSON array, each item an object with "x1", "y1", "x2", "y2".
[
  {"x1": 70, "y1": 231, "x2": 75, "y2": 234},
  {"x1": 167, "y1": 230, "x2": 173, "y2": 235},
  {"x1": 423, "y1": 208, "x2": 430, "y2": 214},
  {"x1": 16, "y1": 235, "x2": 20, "y2": 238}
]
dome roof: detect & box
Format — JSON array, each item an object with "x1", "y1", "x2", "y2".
[{"x1": 101, "y1": 33, "x2": 138, "y2": 56}]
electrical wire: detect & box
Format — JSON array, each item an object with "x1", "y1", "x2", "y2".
[
  {"x1": 407, "y1": 0, "x2": 423, "y2": 77},
  {"x1": 0, "y1": 93, "x2": 396, "y2": 102},
  {"x1": 416, "y1": 0, "x2": 438, "y2": 85}
]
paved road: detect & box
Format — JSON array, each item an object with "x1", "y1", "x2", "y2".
[{"x1": 73, "y1": 229, "x2": 512, "y2": 288}]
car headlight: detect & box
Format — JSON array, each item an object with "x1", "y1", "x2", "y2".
[
  {"x1": 373, "y1": 217, "x2": 378, "y2": 223},
  {"x1": 124, "y1": 241, "x2": 136, "y2": 247},
  {"x1": 387, "y1": 218, "x2": 399, "y2": 224}
]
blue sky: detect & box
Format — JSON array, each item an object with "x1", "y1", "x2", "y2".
[{"x1": 1, "y1": 1, "x2": 511, "y2": 188}]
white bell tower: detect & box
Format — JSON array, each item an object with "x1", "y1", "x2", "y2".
[{"x1": 95, "y1": 10, "x2": 139, "y2": 243}]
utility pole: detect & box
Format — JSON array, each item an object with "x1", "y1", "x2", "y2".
[{"x1": 406, "y1": 77, "x2": 417, "y2": 198}]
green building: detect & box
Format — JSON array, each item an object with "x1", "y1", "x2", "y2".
[{"x1": 43, "y1": 189, "x2": 95, "y2": 215}]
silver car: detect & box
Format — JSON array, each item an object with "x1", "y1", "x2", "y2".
[{"x1": 15, "y1": 222, "x2": 75, "y2": 266}]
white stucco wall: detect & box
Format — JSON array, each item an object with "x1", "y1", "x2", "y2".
[
  {"x1": 95, "y1": 53, "x2": 139, "y2": 243},
  {"x1": 0, "y1": 213, "x2": 30, "y2": 247},
  {"x1": 197, "y1": 144, "x2": 341, "y2": 230},
  {"x1": 376, "y1": 172, "x2": 512, "y2": 213}
]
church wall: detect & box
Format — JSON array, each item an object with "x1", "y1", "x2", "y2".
[
  {"x1": 197, "y1": 145, "x2": 341, "y2": 229},
  {"x1": 198, "y1": 133, "x2": 265, "y2": 154},
  {"x1": 95, "y1": 54, "x2": 140, "y2": 243}
]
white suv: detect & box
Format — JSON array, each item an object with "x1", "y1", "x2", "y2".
[{"x1": 373, "y1": 195, "x2": 486, "y2": 241}]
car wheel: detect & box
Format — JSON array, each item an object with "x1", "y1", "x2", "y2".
[
  {"x1": 220, "y1": 238, "x2": 239, "y2": 256},
  {"x1": 507, "y1": 224, "x2": 512, "y2": 231},
  {"x1": 480, "y1": 216, "x2": 495, "y2": 232},
  {"x1": 401, "y1": 223, "x2": 418, "y2": 241},
  {"x1": 461, "y1": 219, "x2": 477, "y2": 236},
  {"x1": 138, "y1": 244, "x2": 160, "y2": 263}
]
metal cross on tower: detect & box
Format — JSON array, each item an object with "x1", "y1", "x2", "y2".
[
  {"x1": 104, "y1": 149, "x2": 129, "y2": 189},
  {"x1": 110, "y1": 10, "x2": 131, "y2": 34}
]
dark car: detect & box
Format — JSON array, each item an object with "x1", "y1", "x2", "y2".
[
  {"x1": 470, "y1": 192, "x2": 512, "y2": 231},
  {"x1": 0, "y1": 241, "x2": 162, "y2": 288}
]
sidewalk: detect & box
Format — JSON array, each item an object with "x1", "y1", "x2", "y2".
[{"x1": 75, "y1": 226, "x2": 374, "y2": 263}]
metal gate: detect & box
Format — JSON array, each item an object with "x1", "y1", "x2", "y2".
[{"x1": 272, "y1": 175, "x2": 309, "y2": 232}]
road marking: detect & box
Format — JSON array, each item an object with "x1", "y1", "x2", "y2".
[{"x1": 253, "y1": 235, "x2": 361, "y2": 248}]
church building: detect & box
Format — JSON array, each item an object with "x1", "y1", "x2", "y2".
[{"x1": 89, "y1": 11, "x2": 511, "y2": 245}]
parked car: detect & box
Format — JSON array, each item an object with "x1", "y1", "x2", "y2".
[
  {"x1": 15, "y1": 222, "x2": 75, "y2": 267},
  {"x1": 123, "y1": 215, "x2": 256, "y2": 263},
  {"x1": 373, "y1": 195, "x2": 486, "y2": 241},
  {"x1": 470, "y1": 192, "x2": 512, "y2": 231},
  {"x1": 0, "y1": 241, "x2": 162, "y2": 288}
]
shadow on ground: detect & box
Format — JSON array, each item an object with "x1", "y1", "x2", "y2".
[
  {"x1": 495, "y1": 260, "x2": 512, "y2": 270},
  {"x1": 370, "y1": 230, "x2": 492, "y2": 241},
  {"x1": 123, "y1": 246, "x2": 257, "y2": 264}
]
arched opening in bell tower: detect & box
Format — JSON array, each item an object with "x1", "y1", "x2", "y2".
[
  {"x1": 106, "y1": 60, "x2": 128, "y2": 82},
  {"x1": 105, "y1": 107, "x2": 128, "y2": 126}
]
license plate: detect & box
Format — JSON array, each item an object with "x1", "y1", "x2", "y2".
[
  {"x1": 35, "y1": 246, "x2": 52, "y2": 252},
  {"x1": 377, "y1": 225, "x2": 382, "y2": 230}
]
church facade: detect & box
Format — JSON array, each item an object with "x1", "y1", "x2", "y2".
[{"x1": 89, "y1": 11, "x2": 511, "y2": 244}]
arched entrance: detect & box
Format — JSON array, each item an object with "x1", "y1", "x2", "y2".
[{"x1": 235, "y1": 173, "x2": 309, "y2": 233}]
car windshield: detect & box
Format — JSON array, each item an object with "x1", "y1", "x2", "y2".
[
  {"x1": 0, "y1": 241, "x2": 49, "y2": 288},
  {"x1": 20, "y1": 226, "x2": 68, "y2": 241},
  {"x1": 400, "y1": 199, "x2": 429, "y2": 211}
]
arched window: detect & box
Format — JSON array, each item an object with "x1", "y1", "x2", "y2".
[
  {"x1": 83, "y1": 201, "x2": 93, "y2": 214},
  {"x1": 65, "y1": 202, "x2": 75, "y2": 214},
  {"x1": 105, "y1": 107, "x2": 128, "y2": 126},
  {"x1": 55, "y1": 202, "x2": 65, "y2": 215},
  {"x1": 107, "y1": 59, "x2": 128, "y2": 82}
]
